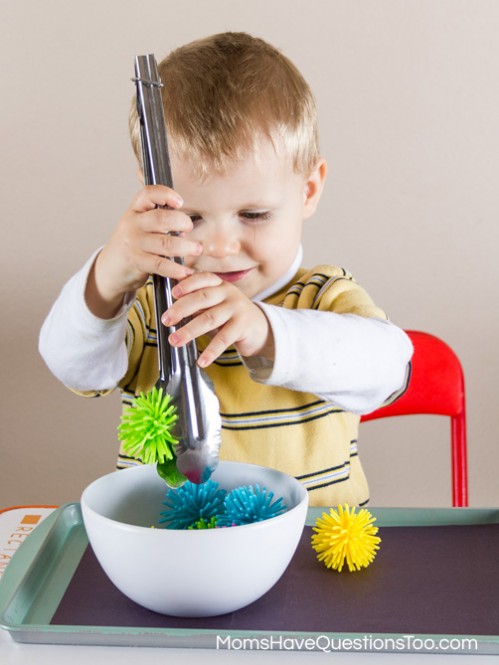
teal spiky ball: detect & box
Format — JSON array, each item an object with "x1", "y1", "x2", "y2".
[
  {"x1": 160, "y1": 480, "x2": 227, "y2": 529},
  {"x1": 118, "y1": 387, "x2": 179, "y2": 465},
  {"x1": 217, "y1": 485, "x2": 287, "y2": 527}
]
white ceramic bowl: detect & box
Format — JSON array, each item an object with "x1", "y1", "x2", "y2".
[{"x1": 81, "y1": 461, "x2": 308, "y2": 617}]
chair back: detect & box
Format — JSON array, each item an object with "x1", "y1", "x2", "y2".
[{"x1": 361, "y1": 330, "x2": 468, "y2": 506}]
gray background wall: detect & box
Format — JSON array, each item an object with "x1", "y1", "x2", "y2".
[{"x1": 1, "y1": 0, "x2": 498, "y2": 508}]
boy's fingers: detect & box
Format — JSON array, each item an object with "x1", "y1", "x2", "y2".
[
  {"x1": 141, "y1": 232, "x2": 202, "y2": 260},
  {"x1": 137, "y1": 254, "x2": 194, "y2": 281},
  {"x1": 132, "y1": 185, "x2": 184, "y2": 212},
  {"x1": 142, "y1": 208, "x2": 194, "y2": 235},
  {"x1": 171, "y1": 272, "x2": 223, "y2": 298},
  {"x1": 197, "y1": 325, "x2": 238, "y2": 367},
  {"x1": 167, "y1": 302, "x2": 231, "y2": 346},
  {"x1": 162, "y1": 283, "x2": 226, "y2": 326}
]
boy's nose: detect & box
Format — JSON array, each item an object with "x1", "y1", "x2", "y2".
[{"x1": 203, "y1": 225, "x2": 241, "y2": 258}]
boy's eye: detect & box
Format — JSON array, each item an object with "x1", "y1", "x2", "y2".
[
  {"x1": 189, "y1": 215, "x2": 202, "y2": 225},
  {"x1": 240, "y1": 210, "x2": 272, "y2": 222}
]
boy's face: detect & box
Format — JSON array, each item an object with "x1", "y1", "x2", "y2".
[{"x1": 171, "y1": 136, "x2": 326, "y2": 299}]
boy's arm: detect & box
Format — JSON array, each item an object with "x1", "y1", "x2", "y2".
[
  {"x1": 243, "y1": 304, "x2": 413, "y2": 415},
  {"x1": 39, "y1": 250, "x2": 132, "y2": 392}
]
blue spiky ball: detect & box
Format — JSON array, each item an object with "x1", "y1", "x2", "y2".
[
  {"x1": 159, "y1": 481, "x2": 288, "y2": 529},
  {"x1": 160, "y1": 480, "x2": 227, "y2": 530},
  {"x1": 218, "y1": 484, "x2": 287, "y2": 527}
]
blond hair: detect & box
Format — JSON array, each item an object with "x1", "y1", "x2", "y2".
[{"x1": 129, "y1": 32, "x2": 319, "y2": 177}]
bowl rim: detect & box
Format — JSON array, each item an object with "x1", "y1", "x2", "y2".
[{"x1": 81, "y1": 460, "x2": 309, "y2": 534}]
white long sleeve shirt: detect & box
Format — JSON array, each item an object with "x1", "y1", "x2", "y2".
[{"x1": 39, "y1": 249, "x2": 413, "y2": 415}]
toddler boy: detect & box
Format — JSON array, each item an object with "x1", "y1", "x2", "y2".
[{"x1": 40, "y1": 32, "x2": 413, "y2": 506}]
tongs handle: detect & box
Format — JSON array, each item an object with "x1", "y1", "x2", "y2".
[{"x1": 133, "y1": 54, "x2": 188, "y2": 383}]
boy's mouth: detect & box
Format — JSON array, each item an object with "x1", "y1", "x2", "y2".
[{"x1": 214, "y1": 268, "x2": 253, "y2": 283}]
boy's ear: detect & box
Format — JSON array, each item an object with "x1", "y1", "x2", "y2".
[{"x1": 303, "y1": 158, "x2": 327, "y2": 219}]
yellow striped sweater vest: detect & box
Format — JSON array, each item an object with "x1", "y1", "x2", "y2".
[{"x1": 116, "y1": 265, "x2": 388, "y2": 506}]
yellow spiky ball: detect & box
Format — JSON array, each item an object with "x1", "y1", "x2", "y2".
[{"x1": 311, "y1": 504, "x2": 381, "y2": 572}]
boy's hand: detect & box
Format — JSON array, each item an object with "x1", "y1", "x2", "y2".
[
  {"x1": 86, "y1": 186, "x2": 202, "y2": 318},
  {"x1": 161, "y1": 272, "x2": 274, "y2": 368}
]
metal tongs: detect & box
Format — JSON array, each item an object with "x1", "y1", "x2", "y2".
[{"x1": 133, "y1": 54, "x2": 221, "y2": 485}]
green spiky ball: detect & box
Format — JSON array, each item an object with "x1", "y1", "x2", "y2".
[
  {"x1": 188, "y1": 516, "x2": 218, "y2": 530},
  {"x1": 119, "y1": 387, "x2": 179, "y2": 465}
]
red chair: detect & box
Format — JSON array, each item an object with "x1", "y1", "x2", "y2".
[{"x1": 361, "y1": 330, "x2": 468, "y2": 507}]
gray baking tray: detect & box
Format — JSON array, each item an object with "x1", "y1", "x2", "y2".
[{"x1": 0, "y1": 503, "x2": 498, "y2": 653}]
